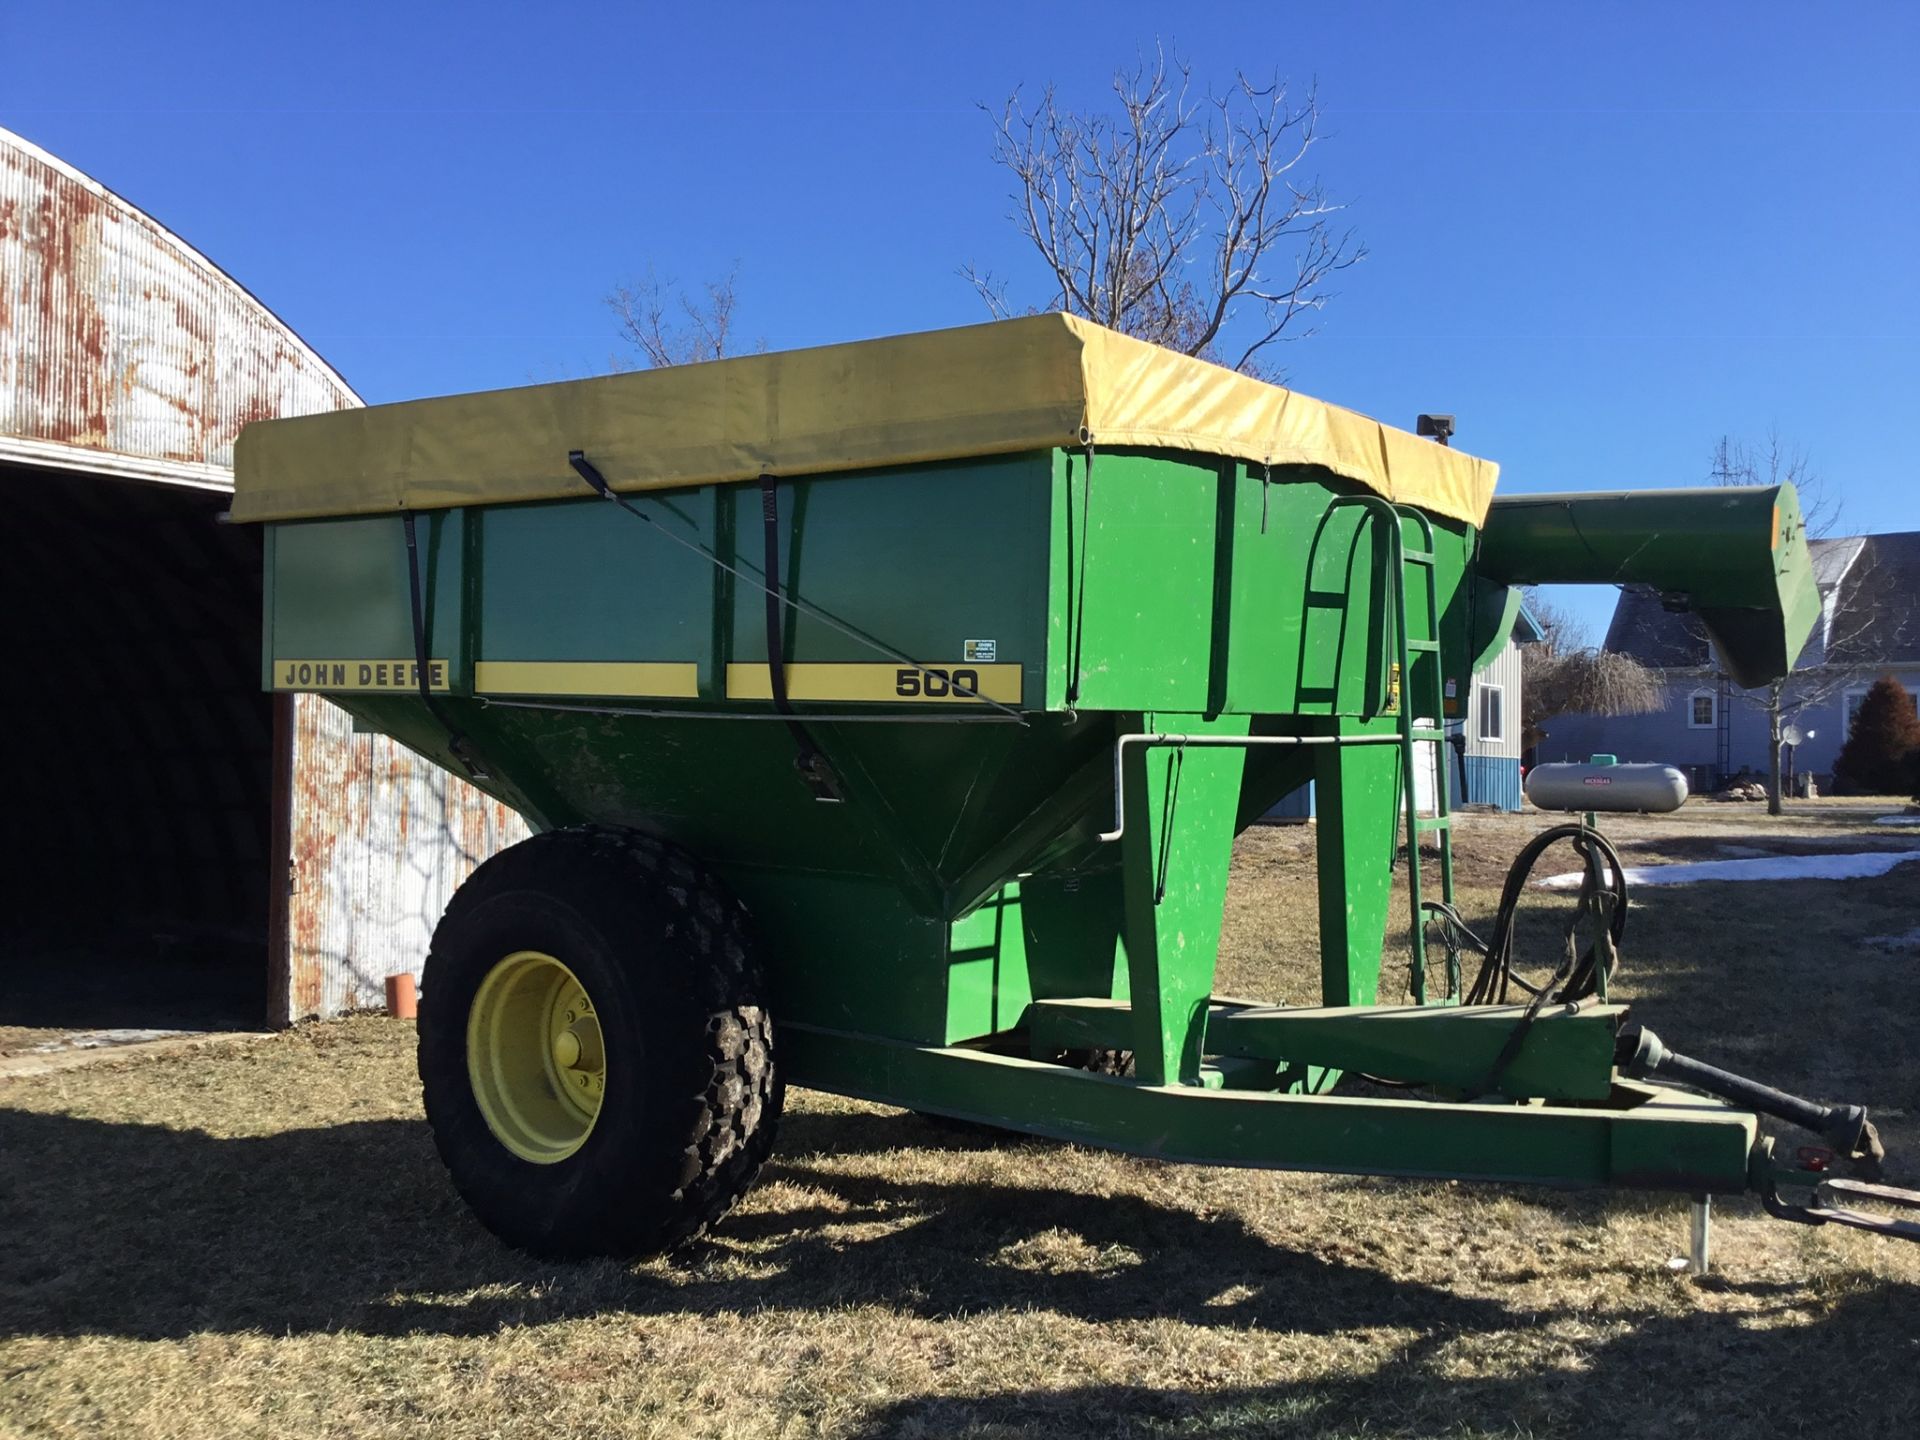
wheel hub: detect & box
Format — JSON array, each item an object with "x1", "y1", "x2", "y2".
[{"x1": 466, "y1": 950, "x2": 607, "y2": 1163}]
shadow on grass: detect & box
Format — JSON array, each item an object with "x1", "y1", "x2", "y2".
[
  {"x1": 1586, "y1": 877, "x2": 1920, "y2": 1157},
  {"x1": 841, "y1": 1282, "x2": 1917, "y2": 1439},
  {"x1": 3, "y1": 1101, "x2": 1917, "y2": 1434},
  {"x1": 1, "y1": 1103, "x2": 1498, "y2": 1344}
]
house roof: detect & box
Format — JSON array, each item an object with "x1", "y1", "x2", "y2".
[
  {"x1": 1603, "y1": 530, "x2": 1920, "y2": 671},
  {"x1": 1512, "y1": 602, "x2": 1546, "y2": 645}
]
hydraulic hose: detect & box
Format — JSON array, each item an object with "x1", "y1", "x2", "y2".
[
  {"x1": 1397, "y1": 824, "x2": 1628, "y2": 1096},
  {"x1": 1458, "y1": 823, "x2": 1628, "y2": 1007}
]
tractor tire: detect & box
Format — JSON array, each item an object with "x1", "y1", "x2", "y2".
[{"x1": 418, "y1": 824, "x2": 781, "y2": 1258}]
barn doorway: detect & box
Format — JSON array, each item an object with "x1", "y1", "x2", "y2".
[{"x1": 0, "y1": 466, "x2": 273, "y2": 1048}]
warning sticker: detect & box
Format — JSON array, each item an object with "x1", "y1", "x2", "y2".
[{"x1": 964, "y1": 639, "x2": 998, "y2": 663}]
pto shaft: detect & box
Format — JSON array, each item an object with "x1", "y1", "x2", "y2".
[{"x1": 1619, "y1": 1025, "x2": 1884, "y2": 1173}]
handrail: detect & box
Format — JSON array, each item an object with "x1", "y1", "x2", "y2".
[{"x1": 1099, "y1": 731, "x2": 1401, "y2": 843}]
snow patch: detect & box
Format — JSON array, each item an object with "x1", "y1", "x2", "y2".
[
  {"x1": 1537, "y1": 850, "x2": 1920, "y2": 889},
  {"x1": 24, "y1": 1028, "x2": 190, "y2": 1055},
  {"x1": 1873, "y1": 814, "x2": 1920, "y2": 826}
]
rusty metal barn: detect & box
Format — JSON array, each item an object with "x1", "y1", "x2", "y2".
[{"x1": 0, "y1": 125, "x2": 524, "y2": 1037}]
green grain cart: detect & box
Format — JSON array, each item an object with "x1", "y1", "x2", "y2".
[{"x1": 233, "y1": 315, "x2": 1918, "y2": 1256}]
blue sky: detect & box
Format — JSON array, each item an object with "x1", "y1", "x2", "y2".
[{"x1": 6, "y1": 2, "x2": 1916, "y2": 638}]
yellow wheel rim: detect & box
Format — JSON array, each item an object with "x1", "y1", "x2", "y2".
[{"x1": 466, "y1": 950, "x2": 606, "y2": 1164}]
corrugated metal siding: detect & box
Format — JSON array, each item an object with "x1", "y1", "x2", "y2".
[
  {"x1": 1466, "y1": 642, "x2": 1522, "y2": 760},
  {"x1": 0, "y1": 127, "x2": 353, "y2": 474},
  {"x1": 282, "y1": 696, "x2": 529, "y2": 1022},
  {"x1": 1453, "y1": 755, "x2": 1522, "y2": 810},
  {"x1": 3, "y1": 124, "x2": 523, "y2": 1023}
]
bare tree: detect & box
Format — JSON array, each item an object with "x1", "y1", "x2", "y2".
[
  {"x1": 1708, "y1": 429, "x2": 1841, "y2": 535},
  {"x1": 963, "y1": 46, "x2": 1364, "y2": 376},
  {"x1": 1702, "y1": 432, "x2": 1860, "y2": 814},
  {"x1": 608, "y1": 264, "x2": 758, "y2": 369},
  {"x1": 1520, "y1": 591, "x2": 1662, "y2": 754}
]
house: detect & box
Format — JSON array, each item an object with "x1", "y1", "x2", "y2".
[
  {"x1": 1448, "y1": 600, "x2": 1542, "y2": 810},
  {"x1": 1269, "y1": 601, "x2": 1543, "y2": 818},
  {"x1": 1539, "y1": 531, "x2": 1920, "y2": 790}
]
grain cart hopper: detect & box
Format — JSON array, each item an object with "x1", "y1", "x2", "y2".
[{"x1": 233, "y1": 315, "x2": 1920, "y2": 1256}]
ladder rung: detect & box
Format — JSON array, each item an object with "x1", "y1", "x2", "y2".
[
  {"x1": 1409, "y1": 727, "x2": 1445, "y2": 741},
  {"x1": 1406, "y1": 639, "x2": 1440, "y2": 653},
  {"x1": 1413, "y1": 815, "x2": 1452, "y2": 833},
  {"x1": 1403, "y1": 548, "x2": 1435, "y2": 564}
]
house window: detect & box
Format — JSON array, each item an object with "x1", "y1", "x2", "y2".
[
  {"x1": 1476, "y1": 682, "x2": 1504, "y2": 742},
  {"x1": 1844, "y1": 686, "x2": 1871, "y2": 733},
  {"x1": 1688, "y1": 690, "x2": 1717, "y2": 729}
]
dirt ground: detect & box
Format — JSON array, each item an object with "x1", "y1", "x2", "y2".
[{"x1": 2, "y1": 799, "x2": 1917, "y2": 1439}]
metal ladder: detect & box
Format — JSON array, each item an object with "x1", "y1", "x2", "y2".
[
  {"x1": 1396, "y1": 509, "x2": 1458, "y2": 1005},
  {"x1": 1326, "y1": 496, "x2": 1457, "y2": 1003}
]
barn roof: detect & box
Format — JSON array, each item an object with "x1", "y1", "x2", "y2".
[{"x1": 0, "y1": 124, "x2": 359, "y2": 490}]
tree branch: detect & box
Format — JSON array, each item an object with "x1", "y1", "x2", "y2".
[
  {"x1": 965, "y1": 47, "x2": 1363, "y2": 373},
  {"x1": 606, "y1": 263, "x2": 758, "y2": 369}
]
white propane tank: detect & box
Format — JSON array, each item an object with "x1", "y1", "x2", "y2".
[{"x1": 1525, "y1": 755, "x2": 1688, "y2": 814}]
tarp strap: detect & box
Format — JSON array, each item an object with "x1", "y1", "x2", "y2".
[
  {"x1": 758, "y1": 476, "x2": 843, "y2": 803},
  {"x1": 1067, "y1": 440, "x2": 1095, "y2": 709},
  {"x1": 401, "y1": 512, "x2": 489, "y2": 780}
]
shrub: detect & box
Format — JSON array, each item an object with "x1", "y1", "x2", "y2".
[{"x1": 1832, "y1": 675, "x2": 1920, "y2": 794}]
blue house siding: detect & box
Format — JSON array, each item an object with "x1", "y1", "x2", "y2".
[
  {"x1": 1263, "y1": 750, "x2": 1521, "y2": 821},
  {"x1": 1456, "y1": 754, "x2": 1522, "y2": 810},
  {"x1": 1540, "y1": 670, "x2": 1920, "y2": 790},
  {"x1": 1269, "y1": 780, "x2": 1315, "y2": 820}
]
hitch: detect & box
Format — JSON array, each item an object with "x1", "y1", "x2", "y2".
[
  {"x1": 1615, "y1": 1025, "x2": 1920, "y2": 1243},
  {"x1": 1757, "y1": 1148, "x2": 1920, "y2": 1243}
]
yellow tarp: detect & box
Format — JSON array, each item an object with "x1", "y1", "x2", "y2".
[{"x1": 231, "y1": 314, "x2": 1498, "y2": 525}]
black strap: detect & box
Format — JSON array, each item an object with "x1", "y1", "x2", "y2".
[
  {"x1": 565, "y1": 449, "x2": 1027, "y2": 726},
  {"x1": 758, "y1": 476, "x2": 842, "y2": 802},
  {"x1": 401, "y1": 512, "x2": 488, "y2": 779}
]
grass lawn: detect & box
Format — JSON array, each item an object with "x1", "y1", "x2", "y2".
[{"x1": 2, "y1": 800, "x2": 1917, "y2": 1439}]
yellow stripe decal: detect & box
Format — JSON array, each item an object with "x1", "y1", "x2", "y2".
[
  {"x1": 725, "y1": 662, "x2": 1022, "y2": 704},
  {"x1": 273, "y1": 659, "x2": 451, "y2": 692},
  {"x1": 474, "y1": 660, "x2": 700, "y2": 699}
]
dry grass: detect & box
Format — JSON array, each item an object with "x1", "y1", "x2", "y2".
[{"x1": 3, "y1": 802, "x2": 1919, "y2": 1439}]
